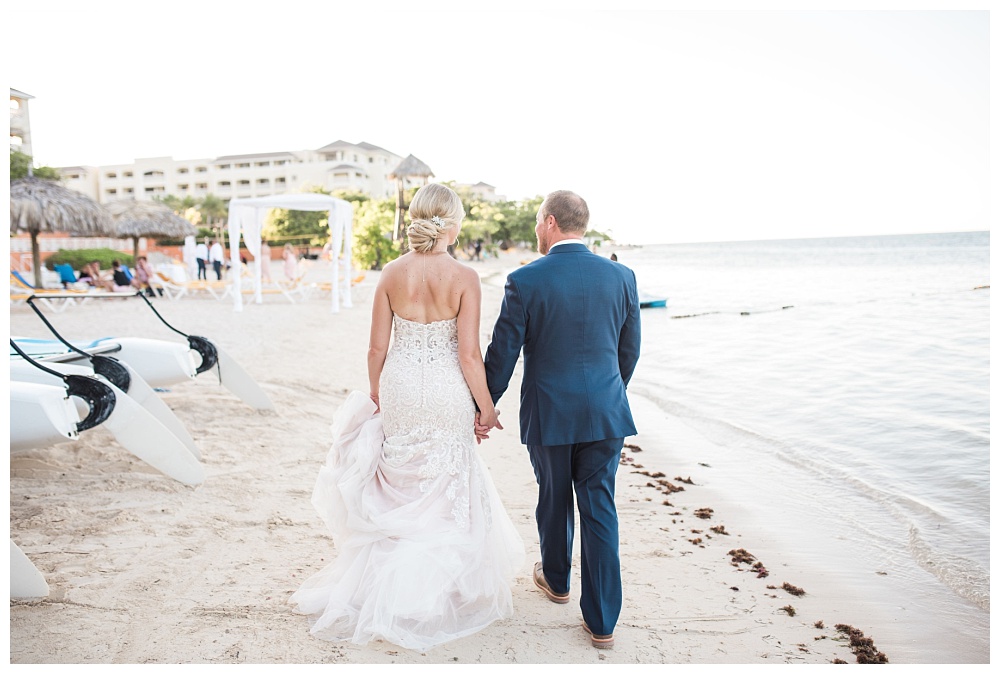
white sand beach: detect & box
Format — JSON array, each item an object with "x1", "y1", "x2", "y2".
[{"x1": 9, "y1": 252, "x2": 886, "y2": 665}]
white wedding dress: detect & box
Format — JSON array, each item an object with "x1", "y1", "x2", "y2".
[{"x1": 290, "y1": 316, "x2": 525, "y2": 652}]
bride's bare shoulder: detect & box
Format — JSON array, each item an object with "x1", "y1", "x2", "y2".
[
  {"x1": 379, "y1": 253, "x2": 414, "y2": 276},
  {"x1": 451, "y1": 260, "x2": 482, "y2": 289},
  {"x1": 383, "y1": 252, "x2": 411, "y2": 269}
]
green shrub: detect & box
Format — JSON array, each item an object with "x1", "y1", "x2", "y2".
[
  {"x1": 46, "y1": 248, "x2": 134, "y2": 272},
  {"x1": 352, "y1": 198, "x2": 400, "y2": 270}
]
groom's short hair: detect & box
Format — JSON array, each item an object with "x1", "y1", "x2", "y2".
[{"x1": 542, "y1": 190, "x2": 589, "y2": 234}]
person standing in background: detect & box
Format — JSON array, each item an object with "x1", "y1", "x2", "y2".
[
  {"x1": 209, "y1": 238, "x2": 225, "y2": 280},
  {"x1": 260, "y1": 240, "x2": 273, "y2": 283},
  {"x1": 283, "y1": 243, "x2": 298, "y2": 282},
  {"x1": 196, "y1": 238, "x2": 209, "y2": 280}
]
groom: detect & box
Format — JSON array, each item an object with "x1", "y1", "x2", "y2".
[{"x1": 480, "y1": 190, "x2": 641, "y2": 649}]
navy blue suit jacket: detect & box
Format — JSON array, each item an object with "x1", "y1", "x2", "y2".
[{"x1": 484, "y1": 242, "x2": 641, "y2": 446}]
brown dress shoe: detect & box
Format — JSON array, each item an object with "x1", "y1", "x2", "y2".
[
  {"x1": 582, "y1": 621, "x2": 615, "y2": 649},
  {"x1": 533, "y1": 562, "x2": 570, "y2": 604}
]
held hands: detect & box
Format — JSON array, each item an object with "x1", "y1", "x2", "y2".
[{"x1": 474, "y1": 408, "x2": 502, "y2": 444}]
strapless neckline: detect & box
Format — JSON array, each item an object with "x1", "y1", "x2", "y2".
[{"x1": 393, "y1": 315, "x2": 458, "y2": 327}]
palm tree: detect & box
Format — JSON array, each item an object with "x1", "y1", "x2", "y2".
[
  {"x1": 157, "y1": 194, "x2": 197, "y2": 214},
  {"x1": 198, "y1": 193, "x2": 230, "y2": 248},
  {"x1": 198, "y1": 194, "x2": 227, "y2": 227}
]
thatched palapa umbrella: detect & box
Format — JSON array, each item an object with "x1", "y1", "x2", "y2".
[
  {"x1": 10, "y1": 176, "x2": 113, "y2": 287},
  {"x1": 106, "y1": 200, "x2": 197, "y2": 261},
  {"x1": 387, "y1": 154, "x2": 434, "y2": 247}
]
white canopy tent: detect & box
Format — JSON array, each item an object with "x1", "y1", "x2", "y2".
[{"x1": 226, "y1": 194, "x2": 354, "y2": 313}]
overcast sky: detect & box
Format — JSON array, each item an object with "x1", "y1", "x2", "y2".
[{"x1": 7, "y1": 2, "x2": 991, "y2": 244}]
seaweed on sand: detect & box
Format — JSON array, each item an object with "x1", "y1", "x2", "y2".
[
  {"x1": 728, "y1": 548, "x2": 770, "y2": 577},
  {"x1": 782, "y1": 582, "x2": 806, "y2": 596},
  {"x1": 835, "y1": 624, "x2": 889, "y2": 664}
]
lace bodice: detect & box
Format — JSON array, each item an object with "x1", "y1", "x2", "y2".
[
  {"x1": 378, "y1": 315, "x2": 483, "y2": 528},
  {"x1": 380, "y1": 315, "x2": 474, "y2": 438}
]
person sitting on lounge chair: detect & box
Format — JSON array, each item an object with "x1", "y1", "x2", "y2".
[
  {"x1": 54, "y1": 263, "x2": 78, "y2": 289},
  {"x1": 133, "y1": 256, "x2": 160, "y2": 297},
  {"x1": 111, "y1": 260, "x2": 135, "y2": 292},
  {"x1": 79, "y1": 261, "x2": 114, "y2": 291}
]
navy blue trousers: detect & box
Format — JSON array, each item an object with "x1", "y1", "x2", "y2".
[{"x1": 527, "y1": 438, "x2": 623, "y2": 636}]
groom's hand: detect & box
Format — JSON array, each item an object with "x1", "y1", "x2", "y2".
[
  {"x1": 474, "y1": 412, "x2": 489, "y2": 443},
  {"x1": 474, "y1": 411, "x2": 502, "y2": 444}
]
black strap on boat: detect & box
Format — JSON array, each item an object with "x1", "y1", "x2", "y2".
[
  {"x1": 135, "y1": 293, "x2": 219, "y2": 375},
  {"x1": 24, "y1": 297, "x2": 132, "y2": 392},
  {"x1": 10, "y1": 339, "x2": 116, "y2": 432}
]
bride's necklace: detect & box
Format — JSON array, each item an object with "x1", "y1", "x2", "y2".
[
  {"x1": 419, "y1": 244, "x2": 449, "y2": 281},
  {"x1": 421, "y1": 251, "x2": 445, "y2": 281}
]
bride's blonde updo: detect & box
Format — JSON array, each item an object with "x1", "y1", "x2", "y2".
[{"x1": 406, "y1": 183, "x2": 465, "y2": 253}]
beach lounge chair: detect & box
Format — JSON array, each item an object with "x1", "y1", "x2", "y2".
[
  {"x1": 307, "y1": 272, "x2": 367, "y2": 302},
  {"x1": 241, "y1": 276, "x2": 309, "y2": 303},
  {"x1": 239, "y1": 262, "x2": 310, "y2": 304},
  {"x1": 150, "y1": 272, "x2": 231, "y2": 301},
  {"x1": 310, "y1": 272, "x2": 367, "y2": 291},
  {"x1": 9, "y1": 271, "x2": 95, "y2": 312},
  {"x1": 150, "y1": 271, "x2": 189, "y2": 300},
  {"x1": 186, "y1": 279, "x2": 232, "y2": 300}
]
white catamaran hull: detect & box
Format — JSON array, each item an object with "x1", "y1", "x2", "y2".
[
  {"x1": 101, "y1": 337, "x2": 198, "y2": 387},
  {"x1": 9, "y1": 365, "x2": 205, "y2": 486},
  {"x1": 11, "y1": 337, "x2": 273, "y2": 410},
  {"x1": 10, "y1": 540, "x2": 49, "y2": 599},
  {"x1": 10, "y1": 380, "x2": 80, "y2": 451},
  {"x1": 11, "y1": 337, "x2": 197, "y2": 388},
  {"x1": 10, "y1": 360, "x2": 201, "y2": 460}
]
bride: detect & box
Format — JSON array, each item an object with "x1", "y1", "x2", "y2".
[{"x1": 290, "y1": 183, "x2": 525, "y2": 652}]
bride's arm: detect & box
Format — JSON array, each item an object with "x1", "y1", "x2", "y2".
[
  {"x1": 456, "y1": 270, "x2": 499, "y2": 429},
  {"x1": 367, "y1": 274, "x2": 393, "y2": 411}
]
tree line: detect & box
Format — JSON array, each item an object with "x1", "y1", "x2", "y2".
[{"x1": 262, "y1": 185, "x2": 552, "y2": 270}]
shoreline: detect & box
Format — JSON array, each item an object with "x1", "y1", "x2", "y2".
[{"x1": 10, "y1": 252, "x2": 902, "y2": 664}]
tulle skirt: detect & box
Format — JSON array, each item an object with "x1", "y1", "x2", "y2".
[{"x1": 290, "y1": 391, "x2": 524, "y2": 652}]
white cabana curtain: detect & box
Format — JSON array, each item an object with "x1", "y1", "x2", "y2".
[
  {"x1": 226, "y1": 194, "x2": 354, "y2": 313},
  {"x1": 182, "y1": 235, "x2": 197, "y2": 281}
]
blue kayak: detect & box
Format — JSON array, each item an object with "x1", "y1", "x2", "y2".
[{"x1": 639, "y1": 293, "x2": 667, "y2": 309}]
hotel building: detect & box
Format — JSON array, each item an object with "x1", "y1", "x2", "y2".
[
  {"x1": 10, "y1": 88, "x2": 34, "y2": 157},
  {"x1": 57, "y1": 140, "x2": 500, "y2": 204}
]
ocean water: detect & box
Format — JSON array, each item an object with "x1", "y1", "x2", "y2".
[{"x1": 614, "y1": 231, "x2": 989, "y2": 662}]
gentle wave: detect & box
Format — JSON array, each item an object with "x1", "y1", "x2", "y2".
[{"x1": 909, "y1": 526, "x2": 990, "y2": 611}]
